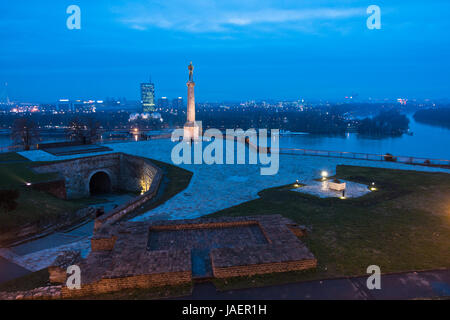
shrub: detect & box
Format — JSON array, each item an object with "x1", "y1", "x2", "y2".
[{"x1": 0, "y1": 189, "x2": 20, "y2": 213}]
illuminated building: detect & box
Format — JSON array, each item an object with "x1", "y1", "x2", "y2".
[{"x1": 140, "y1": 82, "x2": 155, "y2": 113}]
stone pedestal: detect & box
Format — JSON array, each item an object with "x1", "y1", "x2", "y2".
[{"x1": 183, "y1": 121, "x2": 201, "y2": 141}]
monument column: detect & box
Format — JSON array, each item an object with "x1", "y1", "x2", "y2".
[
  {"x1": 187, "y1": 70, "x2": 195, "y2": 123},
  {"x1": 184, "y1": 62, "x2": 201, "y2": 141}
]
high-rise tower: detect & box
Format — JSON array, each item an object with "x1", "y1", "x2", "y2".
[{"x1": 140, "y1": 80, "x2": 155, "y2": 113}]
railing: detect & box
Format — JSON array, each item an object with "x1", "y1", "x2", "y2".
[{"x1": 279, "y1": 148, "x2": 450, "y2": 168}]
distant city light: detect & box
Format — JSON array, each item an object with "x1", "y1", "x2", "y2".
[{"x1": 321, "y1": 171, "x2": 328, "y2": 179}]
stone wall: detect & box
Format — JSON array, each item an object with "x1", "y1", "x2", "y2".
[
  {"x1": 23, "y1": 215, "x2": 317, "y2": 299},
  {"x1": 33, "y1": 153, "x2": 120, "y2": 199},
  {"x1": 94, "y1": 163, "x2": 162, "y2": 228},
  {"x1": 90, "y1": 236, "x2": 117, "y2": 251},
  {"x1": 31, "y1": 179, "x2": 67, "y2": 199},
  {"x1": 60, "y1": 271, "x2": 191, "y2": 299},
  {"x1": 33, "y1": 153, "x2": 159, "y2": 199},
  {"x1": 119, "y1": 154, "x2": 159, "y2": 194},
  {"x1": 212, "y1": 259, "x2": 317, "y2": 278}
]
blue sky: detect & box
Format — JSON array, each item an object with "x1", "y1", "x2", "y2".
[{"x1": 1, "y1": 0, "x2": 449, "y2": 102}]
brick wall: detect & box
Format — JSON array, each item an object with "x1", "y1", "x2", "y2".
[
  {"x1": 212, "y1": 259, "x2": 317, "y2": 278},
  {"x1": 91, "y1": 236, "x2": 117, "y2": 251},
  {"x1": 61, "y1": 271, "x2": 191, "y2": 298}
]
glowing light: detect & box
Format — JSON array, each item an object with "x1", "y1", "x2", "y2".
[
  {"x1": 321, "y1": 171, "x2": 328, "y2": 180},
  {"x1": 25, "y1": 182, "x2": 31, "y2": 186}
]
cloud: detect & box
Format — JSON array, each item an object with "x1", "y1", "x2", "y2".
[{"x1": 113, "y1": 1, "x2": 365, "y2": 34}]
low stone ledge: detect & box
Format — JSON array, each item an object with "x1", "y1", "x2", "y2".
[
  {"x1": 61, "y1": 271, "x2": 191, "y2": 299},
  {"x1": 0, "y1": 286, "x2": 62, "y2": 300},
  {"x1": 212, "y1": 259, "x2": 317, "y2": 278}
]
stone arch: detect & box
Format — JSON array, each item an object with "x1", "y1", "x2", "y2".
[{"x1": 88, "y1": 170, "x2": 112, "y2": 195}]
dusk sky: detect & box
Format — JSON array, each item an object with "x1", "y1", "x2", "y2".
[{"x1": 1, "y1": 0, "x2": 449, "y2": 102}]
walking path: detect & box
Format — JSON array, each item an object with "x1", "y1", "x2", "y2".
[{"x1": 180, "y1": 269, "x2": 450, "y2": 300}]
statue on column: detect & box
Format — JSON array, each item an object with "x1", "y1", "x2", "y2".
[{"x1": 188, "y1": 62, "x2": 194, "y2": 82}]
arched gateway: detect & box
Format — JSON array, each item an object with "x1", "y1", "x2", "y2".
[{"x1": 89, "y1": 171, "x2": 112, "y2": 195}]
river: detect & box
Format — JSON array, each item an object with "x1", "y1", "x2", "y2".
[
  {"x1": 278, "y1": 116, "x2": 450, "y2": 160},
  {"x1": 1, "y1": 116, "x2": 449, "y2": 159}
]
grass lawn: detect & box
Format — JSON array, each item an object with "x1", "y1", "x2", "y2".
[
  {"x1": 210, "y1": 165, "x2": 450, "y2": 290},
  {"x1": 0, "y1": 152, "x2": 29, "y2": 162}
]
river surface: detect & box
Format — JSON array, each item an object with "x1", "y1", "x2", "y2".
[
  {"x1": 278, "y1": 116, "x2": 450, "y2": 159},
  {"x1": 1, "y1": 116, "x2": 449, "y2": 159}
]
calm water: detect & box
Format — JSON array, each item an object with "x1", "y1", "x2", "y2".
[
  {"x1": 278, "y1": 116, "x2": 450, "y2": 160},
  {"x1": 1, "y1": 116, "x2": 449, "y2": 159}
]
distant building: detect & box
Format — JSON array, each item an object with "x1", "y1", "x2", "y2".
[
  {"x1": 140, "y1": 82, "x2": 155, "y2": 112},
  {"x1": 157, "y1": 97, "x2": 169, "y2": 109},
  {"x1": 172, "y1": 97, "x2": 184, "y2": 109},
  {"x1": 57, "y1": 99, "x2": 72, "y2": 112}
]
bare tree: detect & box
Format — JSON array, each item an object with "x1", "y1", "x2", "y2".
[
  {"x1": 67, "y1": 117, "x2": 100, "y2": 144},
  {"x1": 11, "y1": 118, "x2": 40, "y2": 150}
]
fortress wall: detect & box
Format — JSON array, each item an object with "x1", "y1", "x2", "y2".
[{"x1": 32, "y1": 153, "x2": 160, "y2": 200}]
